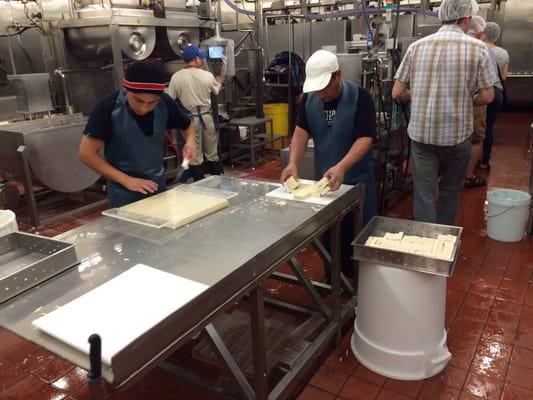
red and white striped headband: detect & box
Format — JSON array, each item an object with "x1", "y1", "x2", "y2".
[{"x1": 123, "y1": 79, "x2": 165, "y2": 92}]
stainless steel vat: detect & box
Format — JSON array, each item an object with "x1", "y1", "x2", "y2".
[
  {"x1": 66, "y1": 25, "x2": 157, "y2": 61},
  {"x1": 0, "y1": 114, "x2": 99, "y2": 194}
]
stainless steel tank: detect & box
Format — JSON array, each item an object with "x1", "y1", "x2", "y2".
[
  {"x1": 153, "y1": 27, "x2": 200, "y2": 59},
  {"x1": 66, "y1": 25, "x2": 157, "y2": 61},
  {"x1": 0, "y1": 114, "x2": 99, "y2": 193}
]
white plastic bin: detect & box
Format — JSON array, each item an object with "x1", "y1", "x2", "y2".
[
  {"x1": 0, "y1": 210, "x2": 18, "y2": 237},
  {"x1": 486, "y1": 189, "x2": 531, "y2": 242},
  {"x1": 351, "y1": 262, "x2": 451, "y2": 380}
]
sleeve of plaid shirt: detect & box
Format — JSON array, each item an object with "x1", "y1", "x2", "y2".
[
  {"x1": 394, "y1": 46, "x2": 413, "y2": 84},
  {"x1": 477, "y1": 46, "x2": 499, "y2": 90}
]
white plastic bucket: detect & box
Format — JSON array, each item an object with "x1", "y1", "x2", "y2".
[
  {"x1": 351, "y1": 262, "x2": 451, "y2": 380},
  {"x1": 486, "y1": 189, "x2": 531, "y2": 242},
  {"x1": 0, "y1": 210, "x2": 18, "y2": 237}
]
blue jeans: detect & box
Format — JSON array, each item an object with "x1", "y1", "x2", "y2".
[
  {"x1": 482, "y1": 87, "x2": 504, "y2": 165},
  {"x1": 411, "y1": 139, "x2": 471, "y2": 225}
]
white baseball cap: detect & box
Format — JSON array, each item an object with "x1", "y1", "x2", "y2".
[{"x1": 303, "y1": 50, "x2": 339, "y2": 93}]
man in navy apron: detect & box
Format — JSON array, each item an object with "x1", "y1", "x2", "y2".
[
  {"x1": 79, "y1": 61, "x2": 196, "y2": 208},
  {"x1": 280, "y1": 49, "x2": 377, "y2": 281}
]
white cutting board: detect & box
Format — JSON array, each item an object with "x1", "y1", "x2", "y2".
[
  {"x1": 266, "y1": 179, "x2": 352, "y2": 205},
  {"x1": 32, "y1": 264, "x2": 208, "y2": 366}
]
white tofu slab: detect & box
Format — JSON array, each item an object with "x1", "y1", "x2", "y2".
[{"x1": 32, "y1": 264, "x2": 208, "y2": 366}]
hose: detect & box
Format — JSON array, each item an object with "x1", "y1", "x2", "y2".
[{"x1": 0, "y1": 27, "x2": 31, "y2": 38}]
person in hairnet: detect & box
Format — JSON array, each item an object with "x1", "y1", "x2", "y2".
[
  {"x1": 480, "y1": 22, "x2": 509, "y2": 170},
  {"x1": 392, "y1": 0, "x2": 498, "y2": 224},
  {"x1": 79, "y1": 61, "x2": 197, "y2": 207},
  {"x1": 280, "y1": 49, "x2": 377, "y2": 282},
  {"x1": 464, "y1": 15, "x2": 492, "y2": 188}
]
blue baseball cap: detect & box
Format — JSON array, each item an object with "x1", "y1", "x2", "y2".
[{"x1": 183, "y1": 44, "x2": 207, "y2": 62}]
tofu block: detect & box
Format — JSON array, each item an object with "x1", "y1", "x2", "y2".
[
  {"x1": 293, "y1": 184, "x2": 320, "y2": 200},
  {"x1": 316, "y1": 177, "x2": 331, "y2": 195},
  {"x1": 363, "y1": 231, "x2": 457, "y2": 259},
  {"x1": 283, "y1": 176, "x2": 300, "y2": 192}
]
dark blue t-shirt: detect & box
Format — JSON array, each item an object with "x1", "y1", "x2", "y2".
[{"x1": 83, "y1": 91, "x2": 191, "y2": 142}]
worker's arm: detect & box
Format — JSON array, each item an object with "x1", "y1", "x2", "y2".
[
  {"x1": 501, "y1": 64, "x2": 508, "y2": 81},
  {"x1": 392, "y1": 80, "x2": 411, "y2": 102},
  {"x1": 473, "y1": 86, "x2": 495, "y2": 106},
  {"x1": 280, "y1": 126, "x2": 310, "y2": 183},
  {"x1": 79, "y1": 135, "x2": 158, "y2": 194},
  {"x1": 181, "y1": 121, "x2": 197, "y2": 162},
  {"x1": 324, "y1": 136, "x2": 373, "y2": 191}
]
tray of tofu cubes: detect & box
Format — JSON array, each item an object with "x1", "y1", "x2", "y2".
[{"x1": 352, "y1": 216, "x2": 463, "y2": 277}]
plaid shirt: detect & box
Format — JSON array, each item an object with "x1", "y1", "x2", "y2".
[{"x1": 395, "y1": 25, "x2": 498, "y2": 146}]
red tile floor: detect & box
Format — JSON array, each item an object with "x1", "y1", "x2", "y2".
[{"x1": 1, "y1": 112, "x2": 533, "y2": 400}]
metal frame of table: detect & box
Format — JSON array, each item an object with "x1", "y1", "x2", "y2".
[{"x1": 0, "y1": 177, "x2": 363, "y2": 399}]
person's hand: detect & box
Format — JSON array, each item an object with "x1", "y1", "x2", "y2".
[
  {"x1": 183, "y1": 142, "x2": 197, "y2": 163},
  {"x1": 323, "y1": 164, "x2": 346, "y2": 191},
  {"x1": 121, "y1": 176, "x2": 159, "y2": 194},
  {"x1": 280, "y1": 163, "x2": 298, "y2": 184}
]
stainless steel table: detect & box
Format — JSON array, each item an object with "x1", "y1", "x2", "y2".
[{"x1": 0, "y1": 176, "x2": 363, "y2": 399}]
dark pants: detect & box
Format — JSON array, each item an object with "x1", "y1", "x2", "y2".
[
  {"x1": 322, "y1": 180, "x2": 376, "y2": 282},
  {"x1": 322, "y1": 211, "x2": 357, "y2": 281},
  {"x1": 411, "y1": 139, "x2": 471, "y2": 225},
  {"x1": 482, "y1": 87, "x2": 504, "y2": 165}
]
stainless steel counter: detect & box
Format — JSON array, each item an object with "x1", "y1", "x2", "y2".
[{"x1": 0, "y1": 176, "x2": 363, "y2": 398}]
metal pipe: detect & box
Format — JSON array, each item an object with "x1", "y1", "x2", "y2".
[
  {"x1": 216, "y1": 0, "x2": 222, "y2": 24},
  {"x1": 264, "y1": 16, "x2": 269, "y2": 67},
  {"x1": 6, "y1": 26, "x2": 17, "y2": 75},
  {"x1": 226, "y1": 0, "x2": 438, "y2": 19},
  {"x1": 54, "y1": 69, "x2": 72, "y2": 115},
  {"x1": 205, "y1": 0, "x2": 214, "y2": 20},
  {"x1": 235, "y1": 30, "x2": 251, "y2": 51},
  {"x1": 254, "y1": 0, "x2": 264, "y2": 118}
]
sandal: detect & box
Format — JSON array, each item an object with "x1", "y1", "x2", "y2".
[
  {"x1": 464, "y1": 176, "x2": 486, "y2": 188},
  {"x1": 479, "y1": 163, "x2": 491, "y2": 170}
]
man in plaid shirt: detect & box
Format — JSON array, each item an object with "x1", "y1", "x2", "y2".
[{"x1": 392, "y1": 0, "x2": 498, "y2": 225}]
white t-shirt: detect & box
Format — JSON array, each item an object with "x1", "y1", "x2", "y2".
[
  {"x1": 491, "y1": 46, "x2": 510, "y2": 71},
  {"x1": 167, "y1": 67, "x2": 220, "y2": 111}
]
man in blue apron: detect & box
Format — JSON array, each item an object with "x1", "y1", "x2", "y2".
[
  {"x1": 167, "y1": 44, "x2": 223, "y2": 182},
  {"x1": 280, "y1": 49, "x2": 377, "y2": 281},
  {"x1": 79, "y1": 61, "x2": 196, "y2": 207}
]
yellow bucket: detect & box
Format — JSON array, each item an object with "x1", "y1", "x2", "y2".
[{"x1": 263, "y1": 103, "x2": 289, "y2": 137}]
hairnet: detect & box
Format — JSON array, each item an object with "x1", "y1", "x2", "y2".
[
  {"x1": 438, "y1": 0, "x2": 480, "y2": 22},
  {"x1": 469, "y1": 15, "x2": 487, "y2": 33},
  {"x1": 484, "y1": 22, "x2": 501, "y2": 42}
]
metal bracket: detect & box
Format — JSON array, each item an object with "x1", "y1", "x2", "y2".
[
  {"x1": 287, "y1": 257, "x2": 331, "y2": 320},
  {"x1": 205, "y1": 323, "x2": 256, "y2": 400},
  {"x1": 17, "y1": 145, "x2": 39, "y2": 228}
]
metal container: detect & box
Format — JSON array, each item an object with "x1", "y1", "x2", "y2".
[
  {"x1": 280, "y1": 144, "x2": 315, "y2": 180},
  {"x1": 0, "y1": 114, "x2": 99, "y2": 193},
  {"x1": 7, "y1": 74, "x2": 53, "y2": 114},
  {"x1": 153, "y1": 26, "x2": 199, "y2": 58},
  {"x1": 352, "y1": 216, "x2": 462, "y2": 277},
  {"x1": 337, "y1": 53, "x2": 363, "y2": 86},
  {"x1": 0, "y1": 232, "x2": 78, "y2": 305}
]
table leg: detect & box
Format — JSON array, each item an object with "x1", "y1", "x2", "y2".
[
  {"x1": 250, "y1": 127, "x2": 256, "y2": 169},
  {"x1": 330, "y1": 221, "x2": 342, "y2": 344},
  {"x1": 250, "y1": 283, "x2": 268, "y2": 400}
]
